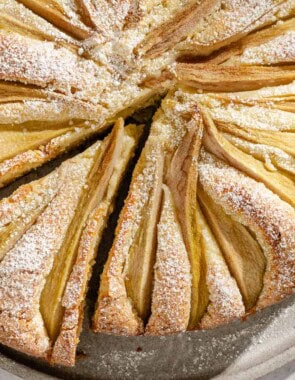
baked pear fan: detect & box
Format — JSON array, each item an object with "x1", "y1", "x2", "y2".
[{"x1": 0, "y1": 120, "x2": 141, "y2": 366}]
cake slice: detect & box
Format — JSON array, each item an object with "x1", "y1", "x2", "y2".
[
  {"x1": 199, "y1": 150, "x2": 295, "y2": 310},
  {"x1": 93, "y1": 89, "x2": 207, "y2": 335},
  {"x1": 0, "y1": 119, "x2": 141, "y2": 364}
]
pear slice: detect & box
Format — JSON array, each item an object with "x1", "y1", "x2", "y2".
[
  {"x1": 0, "y1": 120, "x2": 105, "y2": 188},
  {"x1": 198, "y1": 93, "x2": 295, "y2": 132},
  {"x1": 145, "y1": 185, "x2": 191, "y2": 335},
  {"x1": 217, "y1": 123, "x2": 295, "y2": 156},
  {"x1": 124, "y1": 144, "x2": 164, "y2": 322},
  {"x1": 165, "y1": 118, "x2": 208, "y2": 329},
  {"x1": 0, "y1": 141, "x2": 103, "y2": 358},
  {"x1": 204, "y1": 18, "x2": 295, "y2": 67},
  {"x1": 0, "y1": 170, "x2": 60, "y2": 261},
  {"x1": 224, "y1": 133, "x2": 295, "y2": 179},
  {"x1": 176, "y1": 64, "x2": 295, "y2": 92},
  {"x1": 0, "y1": 123, "x2": 75, "y2": 163},
  {"x1": 196, "y1": 204, "x2": 245, "y2": 328},
  {"x1": 0, "y1": 0, "x2": 78, "y2": 47},
  {"x1": 202, "y1": 111, "x2": 295, "y2": 207},
  {"x1": 198, "y1": 186, "x2": 266, "y2": 310},
  {"x1": 199, "y1": 150, "x2": 295, "y2": 310},
  {"x1": 0, "y1": 82, "x2": 109, "y2": 188},
  {"x1": 145, "y1": 113, "x2": 206, "y2": 334},
  {"x1": 18, "y1": 0, "x2": 90, "y2": 39}
]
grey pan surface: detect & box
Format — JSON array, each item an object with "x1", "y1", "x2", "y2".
[
  {"x1": 0, "y1": 128, "x2": 294, "y2": 380},
  {"x1": 0, "y1": 295, "x2": 294, "y2": 380}
]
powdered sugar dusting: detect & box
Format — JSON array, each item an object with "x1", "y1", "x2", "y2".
[{"x1": 146, "y1": 185, "x2": 191, "y2": 335}]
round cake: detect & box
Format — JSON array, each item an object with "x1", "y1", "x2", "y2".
[{"x1": 0, "y1": 0, "x2": 294, "y2": 372}]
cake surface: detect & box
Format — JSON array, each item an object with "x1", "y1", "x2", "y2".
[{"x1": 0, "y1": 0, "x2": 294, "y2": 368}]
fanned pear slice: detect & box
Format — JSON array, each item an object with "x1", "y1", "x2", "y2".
[
  {"x1": 198, "y1": 185, "x2": 266, "y2": 310},
  {"x1": 224, "y1": 133, "x2": 295, "y2": 178},
  {"x1": 0, "y1": 120, "x2": 141, "y2": 363},
  {"x1": 0, "y1": 32, "x2": 113, "y2": 103},
  {"x1": 174, "y1": 0, "x2": 292, "y2": 57},
  {"x1": 0, "y1": 170, "x2": 60, "y2": 261},
  {"x1": 176, "y1": 64, "x2": 295, "y2": 92},
  {"x1": 0, "y1": 120, "x2": 106, "y2": 188},
  {"x1": 0, "y1": 81, "x2": 110, "y2": 188},
  {"x1": 217, "y1": 123, "x2": 295, "y2": 157},
  {"x1": 202, "y1": 111, "x2": 295, "y2": 207},
  {"x1": 196, "y1": 204, "x2": 245, "y2": 328},
  {"x1": 0, "y1": 141, "x2": 102, "y2": 358},
  {"x1": 221, "y1": 18, "x2": 295, "y2": 67},
  {"x1": 145, "y1": 185, "x2": 191, "y2": 335},
  {"x1": 197, "y1": 89, "x2": 295, "y2": 132},
  {"x1": 165, "y1": 111, "x2": 207, "y2": 330},
  {"x1": 197, "y1": 18, "x2": 295, "y2": 67},
  {"x1": 0, "y1": 0, "x2": 79, "y2": 47},
  {"x1": 51, "y1": 123, "x2": 142, "y2": 366},
  {"x1": 18, "y1": 0, "x2": 91, "y2": 39},
  {"x1": 199, "y1": 150, "x2": 295, "y2": 310},
  {"x1": 0, "y1": 123, "x2": 75, "y2": 163},
  {"x1": 94, "y1": 89, "x2": 206, "y2": 335}
]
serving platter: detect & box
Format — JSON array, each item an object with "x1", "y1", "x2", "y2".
[
  {"x1": 0, "y1": 295, "x2": 294, "y2": 379},
  {"x1": 0, "y1": 130, "x2": 294, "y2": 380}
]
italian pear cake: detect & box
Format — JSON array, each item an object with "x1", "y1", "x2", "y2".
[{"x1": 0, "y1": 0, "x2": 294, "y2": 368}]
